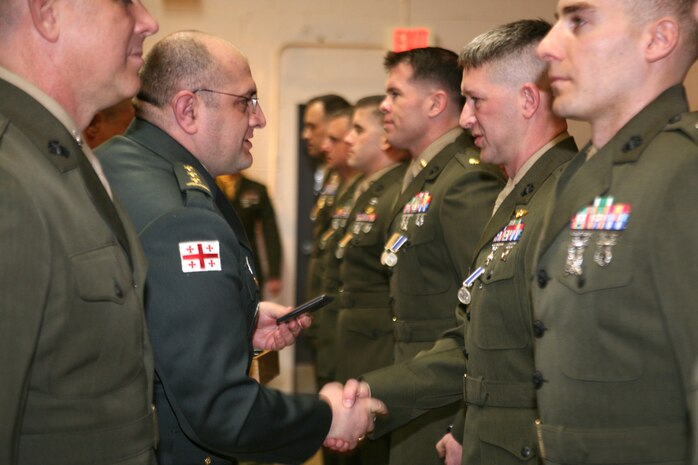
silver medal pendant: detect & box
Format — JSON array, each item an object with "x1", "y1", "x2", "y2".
[{"x1": 458, "y1": 286, "x2": 471, "y2": 305}]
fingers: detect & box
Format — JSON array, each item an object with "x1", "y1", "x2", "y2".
[{"x1": 342, "y1": 379, "x2": 370, "y2": 408}]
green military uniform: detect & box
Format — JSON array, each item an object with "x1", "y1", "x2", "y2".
[
  {"x1": 361, "y1": 137, "x2": 576, "y2": 465},
  {"x1": 98, "y1": 119, "x2": 331, "y2": 465},
  {"x1": 456, "y1": 137, "x2": 576, "y2": 464},
  {"x1": 335, "y1": 163, "x2": 408, "y2": 383},
  {"x1": 226, "y1": 175, "x2": 283, "y2": 289},
  {"x1": 315, "y1": 174, "x2": 363, "y2": 385},
  {"x1": 531, "y1": 86, "x2": 698, "y2": 464},
  {"x1": 334, "y1": 162, "x2": 407, "y2": 465},
  {"x1": 307, "y1": 170, "x2": 342, "y2": 299},
  {"x1": 0, "y1": 76, "x2": 156, "y2": 464},
  {"x1": 365, "y1": 130, "x2": 505, "y2": 465}
]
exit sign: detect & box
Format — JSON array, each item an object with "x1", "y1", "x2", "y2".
[{"x1": 392, "y1": 28, "x2": 431, "y2": 52}]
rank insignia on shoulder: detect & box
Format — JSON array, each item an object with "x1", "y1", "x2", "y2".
[
  {"x1": 182, "y1": 164, "x2": 211, "y2": 194},
  {"x1": 468, "y1": 158, "x2": 480, "y2": 165},
  {"x1": 179, "y1": 241, "x2": 221, "y2": 272}
]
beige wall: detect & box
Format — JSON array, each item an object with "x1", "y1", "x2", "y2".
[{"x1": 141, "y1": 0, "x2": 698, "y2": 390}]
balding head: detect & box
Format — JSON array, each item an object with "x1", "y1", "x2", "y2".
[{"x1": 137, "y1": 31, "x2": 247, "y2": 112}]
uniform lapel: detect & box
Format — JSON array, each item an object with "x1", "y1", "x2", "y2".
[
  {"x1": 536, "y1": 86, "x2": 689, "y2": 257},
  {"x1": 388, "y1": 135, "x2": 464, "y2": 231},
  {"x1": 476, "y1": 137, "x2": 577, "y2": 253},
  {"x1": 0, "y1": 80, "x2": 133, "y2": 265}
]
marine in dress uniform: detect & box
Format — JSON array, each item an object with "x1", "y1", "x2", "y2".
[
  {"x1": 532, "y1": 86, "x2": 698, "y2": 465},
  {"x1": 532, "y1": 3, "x2": 698, "y2": 462},
  {"x1": 0, "y1": 1, "x2": 158, "y2": 462},
  {"x1": 0, "y1": 68, "x2": 157, "y2": 465},
  {"x1": 365, "y1": 130, "x2": 505, "y2": 465}
]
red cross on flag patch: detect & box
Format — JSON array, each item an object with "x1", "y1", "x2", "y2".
[{"x1": 179, "y1": 241, "x2": 222, "y2": 272}]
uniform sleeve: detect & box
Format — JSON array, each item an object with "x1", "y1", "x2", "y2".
[
  {"x1": 442, "y1": 166, "x2": 504, "y2": 278},
  {"x1": 258, "y1": 186, "x2": 283, "y2": 279},
  {"x1": 141, "y1": 207, "x2": 330, "y2": 463},
  {"x1": 0, "y1": 170, "x2": 49, "y2": 465},
  {"x1": 650, "y1": 148, "x2": 698, "y2": 429},
  {"x1": 362, "y1": 322, "x2": 466, "y2": 438}
]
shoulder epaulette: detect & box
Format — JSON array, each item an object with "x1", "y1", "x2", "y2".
[
  {"x1": 173, "y1": 163, "x2": 215, "y2": 210},
  {"x1": 666, "y1": 111, "x2": 698, "y2": 145},
  {"x1": 174, "y1": 164, "x2": 213, "y2": 195}
]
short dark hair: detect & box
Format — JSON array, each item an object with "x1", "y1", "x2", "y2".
[
  {"x1": 327, "y1": 106, "x2": 354, "y2": 122},
  {"x1": 384, "y1": 47, "x2": 464, "y2": 107},
  {"x1": 306, "y1": 94, "x2": 351, "y2": 119},
  {"x1": 353, "y1": 95, "x2": 384, "y2": 122}
]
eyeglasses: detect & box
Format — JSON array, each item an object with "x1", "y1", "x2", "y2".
[{"x1": 192, "y1": 88, "x2": 259, "y2": 112}]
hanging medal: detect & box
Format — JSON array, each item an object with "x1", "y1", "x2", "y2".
[
  {"x1": 458, "y1": 266, "x2": 485, "y2": 305},
  {"x1": 381, "y1": 232, "x2": 408, "y2": 267}
]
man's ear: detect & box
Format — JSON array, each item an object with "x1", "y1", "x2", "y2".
[
  {"x1": 520, "y1": 83, "x2": 540, "y2": 120},
  {"x1": 28, "y1": 0, "x2": 60, "y2": 42},
  {"x1": 645, "y1": 17, "x2": 679, "y2": 63},
  {"x1": 426, "y1": 90, "x2": 448, "y2": 118},
  {"x1": 172, "y1": 90, "x2": 200, "y2": 135}
]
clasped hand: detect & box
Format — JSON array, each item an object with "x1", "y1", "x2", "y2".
[{"x1": 320, "y1": 379, "x2": 388, "y2": 452}]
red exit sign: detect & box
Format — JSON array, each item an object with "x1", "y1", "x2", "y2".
[{"x1": 392, "y1": 28, "x2": 431, "y2": 52}]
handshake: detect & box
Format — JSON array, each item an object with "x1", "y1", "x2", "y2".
[{"x1": 319, "y1": 379, "x2": 388, "y2": 452}]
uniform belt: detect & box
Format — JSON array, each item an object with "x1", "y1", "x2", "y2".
[
  {"x1": 19, "y1": 409, "x2": 155, "y2": 465},
  {"x1": 535, "y1": 420, "x2": 687, "y2": 463},
  {"x1": 339, "y1": 290, "x2": 391, "y2": 308},
  {"x1": 464, "y1": 374, "x2": 537, "y2": 408},
  {"x1": 393, "y1": 318, "x2": 454, "y2": 343}
]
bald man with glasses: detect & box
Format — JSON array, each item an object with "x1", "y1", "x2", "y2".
[{"x1": 97, "y1": 31, "x2": 385, "y2": 465}]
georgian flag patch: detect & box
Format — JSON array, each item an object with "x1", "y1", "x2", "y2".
[{"x1": 179, "y1": 241, "x2": 222, "y2": 272}]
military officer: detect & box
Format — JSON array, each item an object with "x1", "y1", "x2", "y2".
[
  {"x1": 357, "y1": 47, "x2": 505, "y2": 465},
  {"x1": 433, "y1": 19, "x2": 577, "y2": 465},
  {"x1": 97, "y1": 31, "x2": 384, "y2": 465},
  {"x1": 304, "y1": 95, "x2": 351, "y2": 302},
  {"x1": 336, "y1": 21, "x2": 577, "y2": 465},
  {"x1": 216, "y1": 172, "x2": 283, "y2": 296},
  {"x1": 532, "y1": 1, "x2": 698, "y2": 463},
  {"x1": 312, "y1": 107, "x2": 362, "y2": 388},
  {"x1": 0, "y1": 1, "x2": 159, "y2": 464},
  {"x1": 333, "y1": 95, "x2": 408, "y2": 465}
]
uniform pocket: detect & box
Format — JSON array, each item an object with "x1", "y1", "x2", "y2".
[{"x1": 50, "y1": 244, "x2": 142, "y2": 398}]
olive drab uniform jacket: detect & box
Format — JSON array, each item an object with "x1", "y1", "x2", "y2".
[
  {"x1": 98, "y1": 118, "x2": 331, "y2": 465},
  {"x1": 531, "y1": 85, "x2": 698, "y2": 464},
  {"x1": 365, "y1": 130, "x2": 505, "y2": 465},
  {"x1": 0, "y1": 77, "x2": 157, "y2": 465},
  {"x1": 335, "y1": 162, "x2": 408, "y2": 383},
  {"x1": 362, "y1": 136, "x2": 576, "y2": 465}
]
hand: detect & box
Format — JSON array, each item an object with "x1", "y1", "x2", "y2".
[
  {"x1": 342, "y1": 378, "x2": 371, "y2": 408},
  {"x1": 319, "y1": 382, "x2": 387, "y2": 452},
  {"x1": 265, "y1": 278, "x2": 282, "y2": 296},
  {"x1": 252, "y1": 301, "x2": 311, "y2": 351},
  {"x1": 436, "y1": 432, "x2": 462, "y2": 465}
]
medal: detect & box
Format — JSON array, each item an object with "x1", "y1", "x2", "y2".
[
  {"x1": 335, "y1": 233, "x2": 353, "y2": 259},
  {"x1": 567, "y1": 197, "x2": 631, "y2": 275},
  {"x1": 381, "y1": 233, "x2": 408, "y2": 267},
  {"x1": 458, "y1": 266, "x2": 485, "y2": 305}
]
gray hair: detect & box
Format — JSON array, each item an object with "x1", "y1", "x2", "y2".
[{"x1": 459, "y1": 19, "x2": 551, "y2": 88}]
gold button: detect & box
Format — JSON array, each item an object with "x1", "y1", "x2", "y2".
[{"x1": 204, "y1": 457, "x2": 212, "y2": 465}]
